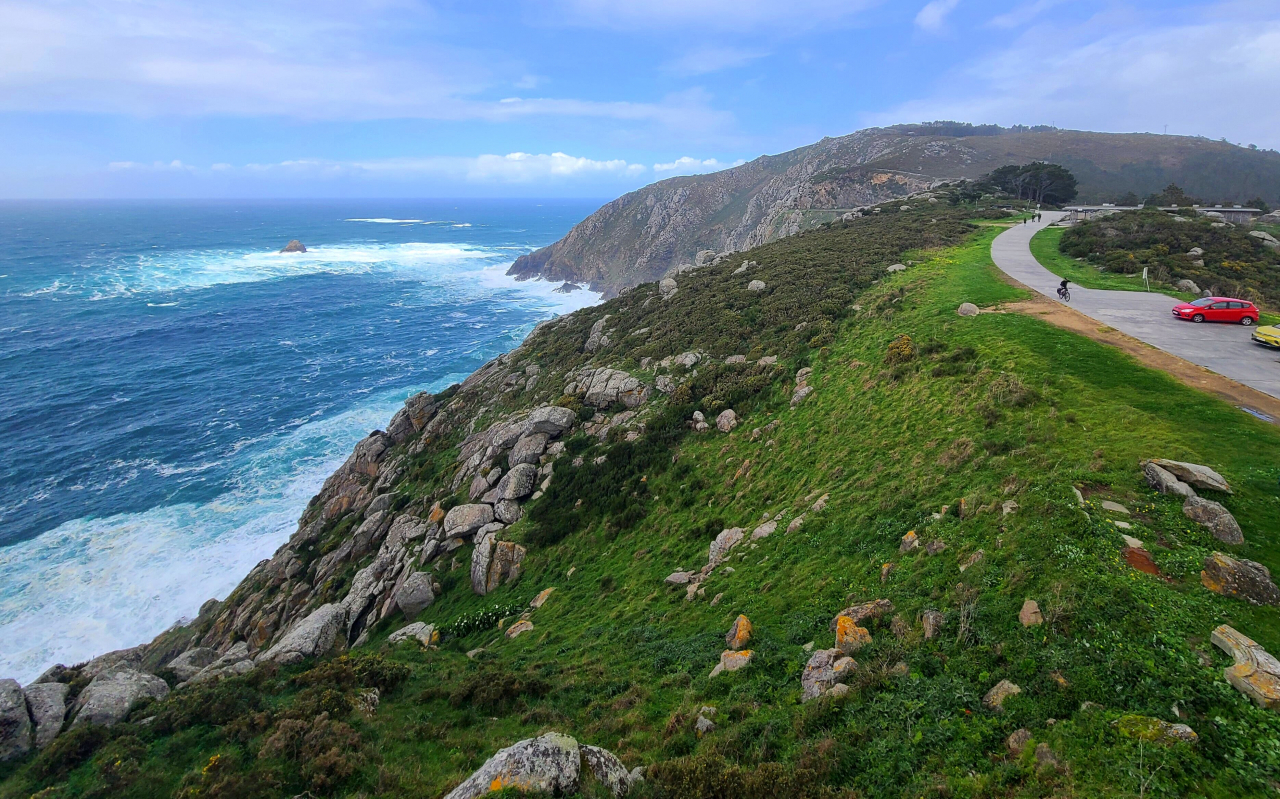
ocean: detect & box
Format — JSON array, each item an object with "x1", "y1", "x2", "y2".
[{"x1": 0, "y1": 199, "x2": 600, "y2": 683}]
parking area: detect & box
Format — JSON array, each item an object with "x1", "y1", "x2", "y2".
[{"x1": 991, "y1": 212, "x2": 1280, "y2": 400}]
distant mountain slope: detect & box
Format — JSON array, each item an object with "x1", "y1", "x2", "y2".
[{"x1": 509, "y1": 125, "x2": 1280, "y2": 295}]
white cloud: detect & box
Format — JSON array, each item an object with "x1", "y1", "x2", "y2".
[
  {"x1": 0, "y1": 0, "x2": 733, "y2": 136},
  {"x1": 129, "y1": 152, "x2": 651, "y2": 184},
  {"x1": 915, "y1": 0, "x2": 961, "y2": 32},
  {"x1": 107, "y1": 160, "x2": 194, "y2": 172},
  {"x1": 662, "y1": 46, "x2": 767, "y2": 76},
  {"x1": 877, "y1": 6, "x2": 1280, "y2": 149},
  {"x1": 652, "y1": 156, "x2": 745, "y2": 175}
]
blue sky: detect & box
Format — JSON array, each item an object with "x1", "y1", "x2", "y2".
[{"x1": 2, "y1": 0, "x2": 1278, "y2": 198}]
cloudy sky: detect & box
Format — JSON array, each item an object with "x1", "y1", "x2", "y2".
[{"x1": 2, "y1": 0, "x2": 1277, "y2": 197}]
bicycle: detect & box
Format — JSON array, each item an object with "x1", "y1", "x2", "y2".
[{"x1": 1057, "y1": 287, "x2": 1071, "y2": 302}]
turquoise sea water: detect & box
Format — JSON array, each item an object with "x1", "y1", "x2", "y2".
[{"x1": 0, "y1": 199, "x2": 599, "y2": 681}]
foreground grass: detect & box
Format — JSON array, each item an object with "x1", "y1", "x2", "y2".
[{"x1": 7, "y1": 222, "x2": 1280, "y2": 799}]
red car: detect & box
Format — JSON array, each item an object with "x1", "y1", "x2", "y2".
[{"x1": 1172, "y1": 297, "x2": 1259, "y2": 325}]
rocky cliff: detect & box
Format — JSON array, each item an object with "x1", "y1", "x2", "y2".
[{"x1": 508, "y1": 125, "x2": 1280, "y2": 296}]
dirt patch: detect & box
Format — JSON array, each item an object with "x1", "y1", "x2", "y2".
[{"x1": 996, "y1": 293, "x2": 1280, "y2": 426}]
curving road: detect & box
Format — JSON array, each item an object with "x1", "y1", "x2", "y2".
[{"x1": 991, "y1": 212, "x2": 1280, "y2": 401}]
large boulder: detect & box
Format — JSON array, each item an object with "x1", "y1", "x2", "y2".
[
  {"x1": 1184, "y1": 497, "x2": 1243, "y2": 544},
  {"x1": 280, "y1": 239, "x2": 306, "y2": 253},
  {"x1": 257, "y1": 604, "x2": 348, "y2": 665},
  {"x1": 716, "y1": 409, "x2": 738, "y2": 433},
  {"x1": 580, "y1": 744, "x2": 633, "y2": 798},
  {"x1": 1212, "y1": 625, "x2": 1280, "y2": 710},
  {"x1": 509, "y1": 433, "x2": 549, "y2": 467},
  {"x1": 388, "y1": 622, "x2": 438, "y2": 647},
  {"x1": 801, "y1": 648, "x2": 855, "y2": 702},
  {"x1": 1147, "y1": 459, "x2": 1231, "y2": 493},
  {"x1": 659, "y1": 277, "x2": 678, "y2": 300},
  {"x1": 585, "y1": 315, "x2": 611, "y2": 353},
  {"x1": 188, "y1": 642, "x2": 256, "y2": 684},
  {"x1": 524, "y1": 406, "x2": 577, "y2": 437},
  {"x1": 497, "y1": 463, "x2": 539, "y2": 500},
  {"x1": 1143, "y1": 461, "x2": 1195, "y2": 498},
  {"x1": 23, "y1": 682, "x2": 68, "y2": 749},
  {"x1": 573, "y1": 368, "x2": 651, "y2": 409},
  {"x1": 71, "y1": 668, "x2": 169, "y2": 729},
  {"x1": 393, "y1": 571, "x2": 437, "y2": 617},
  {"x1": 444, "y1": 732, "x2": 582, "y2": 799},
  {"x1": 166, "y1": 647, "x2": 219, "y2": 682},
  {"x1": 982, "y1": 679, "x2": 1021, "y2": 711},
  {"x1": 0, "y1": 679, "x2": 32, "y2": 761},
  {"x1": 1202, "y1": 552, "x2": 1280, "y2": 605},
  {"x1": 708, "y1": 527, "x2": 745, "y2": 565},
  {"x1": 486, "y1": 541, "x2": 528, "y2": 594},
  {"x1": 494, "y1": 498, "x2": 523, "y2": 525},
  {"x1": 444, "y1": 504, "x2": 495, "y2": 537}
]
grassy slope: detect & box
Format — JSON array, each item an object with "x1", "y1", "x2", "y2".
[
  {"x1": 7, "y1": 222, "x2": 1280, "y2": 799},
  {"x1": 1029, "y1": 227, "x2": 1194, "y2": 299}
]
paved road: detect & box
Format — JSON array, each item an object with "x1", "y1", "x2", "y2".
[{"x1": 992, "y1": 212, "x2": 1280, "y2": 401}]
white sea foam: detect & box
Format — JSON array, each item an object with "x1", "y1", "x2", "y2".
[
  {"x1": 36, "y1": 242, "x2": 506, "y2": 299},
  {"x1": 344, "y1": 218, "x2": 424, "y2": 224},
  {"x1": 0, "y1": 394, "x2": 398, "y2": 683},
  {"x1": 0, "y1": 254, "x2": 601, "y2": 683}
]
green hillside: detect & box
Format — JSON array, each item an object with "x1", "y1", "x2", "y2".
[{"x1": 5, "y1": 199, "x2": 1280, "y2": 799}]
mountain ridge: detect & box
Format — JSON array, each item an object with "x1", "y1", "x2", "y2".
[{"x1": 508, "y1": 125, "x2": 1280, "y2": 296}]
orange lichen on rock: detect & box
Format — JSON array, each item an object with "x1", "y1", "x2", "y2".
[{"x1": 726, "y1": 614, "x2": 752, "y2": 650}]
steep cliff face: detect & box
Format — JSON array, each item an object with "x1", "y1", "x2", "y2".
[
  {"x1": 508, "y1": 126, "x2": 1280, "y2": 296},
  {"x1": 506, "y1": 127, "x2": 941, "y2": 296}
]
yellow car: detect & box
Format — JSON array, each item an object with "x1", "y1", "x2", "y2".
[{"x1": 1253, "y1": 325, "x2": 1280, "y2": 349}]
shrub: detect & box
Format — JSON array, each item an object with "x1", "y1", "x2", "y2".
[
  {"x1": 648, "y1": 755, "x2": 839, "y2": 799},
  {"x1": 441, "y1": 602, "x2": 524, "y2": 640},
  {"x1": 295, "y1": 653, "x2": 410, "y2": 694},
  {"x1": 29, "y1": 724, "x2": 110, "y2": 782},
  {"x1": 884, "y1": 335, "x2": 916, "y2": 365},
  {"x1": 258, "y1": 712, "x2": 365, "y2": 794},
  {"x1": 446, "y1": 665, "x2": 551, "y2": 714}
]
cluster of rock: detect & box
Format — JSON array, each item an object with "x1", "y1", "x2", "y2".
[
  {"x1": 800, "y1": 601, "x2": 893, "y2": 702},
  {"x1": 791, "y1": 367, "x2": 814, "y2": 407},
  {"x1": 0, "y1": 654, "x2": 175, "y2": 760},
  {"x1": 1142, "y1": 459, "x2": 1241, "y2": 544},
  {"x1": 709, "y1": 615, "x2": 755, "y2": 678},
  {"x1": 666, "y1": 495, "x2": 825, "y2": 602},
  {"x1": 688, "y1": 408, "x2": 739, "y2": 434},
  {"x1": 443, "y1": 732, "x2": 641, "y2": 799},
  {"x1": 563, "y1": 367, "x2": 651, "y2": 409}
]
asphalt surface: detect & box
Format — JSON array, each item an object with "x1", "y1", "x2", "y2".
[{"x1": 991, "y1": 212, "x2": 1280, "y2": 402}]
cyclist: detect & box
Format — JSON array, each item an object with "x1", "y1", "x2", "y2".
[{"x1": 1057, "y1": 279, "x2": 1070, "y2": 300}]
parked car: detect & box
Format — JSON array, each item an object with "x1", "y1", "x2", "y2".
[
  {"x1": 1252, "y1": 325, "x2": 1280, "y2": 349},
  {"x1": 1171, "y1": 297, "x2": 1259, "y2": 325}
]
